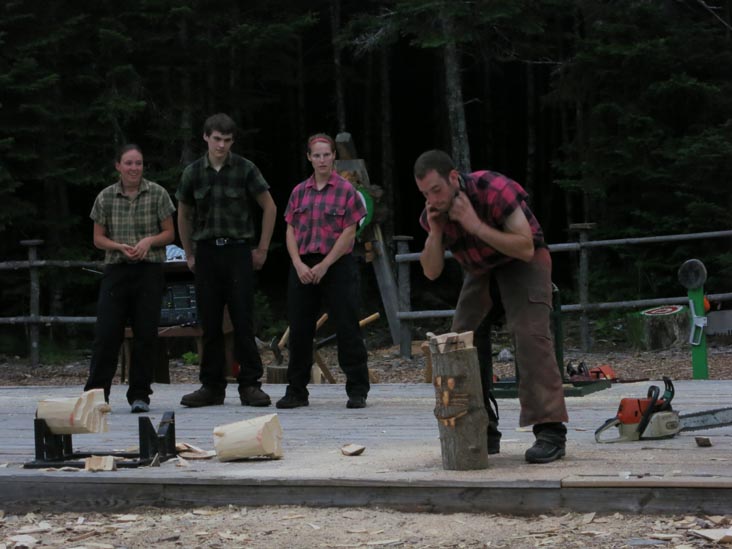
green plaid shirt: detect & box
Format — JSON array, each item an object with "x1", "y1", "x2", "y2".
[
  {"x1": 176, "y1": 152, "x2": 270, "y2": 241},
  {"x1": 90, "y1": 178, "x2": 176, "y2": 264}
]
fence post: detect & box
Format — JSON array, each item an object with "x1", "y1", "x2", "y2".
[
  {"x1": 21, "y1": 239, "x2": 44, "y2": 367},
  {"x1": 394, "y1": 236, "x2": 413, "y2": 358},
  {"x1": 569, "y1": 223, "x2": 595, "y2": 352}
]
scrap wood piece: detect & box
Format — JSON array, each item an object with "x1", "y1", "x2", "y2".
[
  {"x1": 214, "y1": 413, "x2": 283, "y2": 461},
  {"x1": 9, "y1": 535, "x2": 39, "y2": 546},
  {"x1": 179, "y1": 449, "x2": 216, "y2": 460},
  {"x1": 176, "y1": 441, "x2": 216, "y2": 459},
  {"x1": 690, "y1": 528, "x2": 732, "y2": 542},
  {"x1": 84, "y1": 455, "x2": 116, "y2": 472},
  {"x1": 428, "y1": 331, "x2": 474, "y2": 354},
  {"x1": 341, "y1": 443, "x2": 366, "y2": 456},
  {"x1": 36, "y1": 388, "x2": 111, "y2": 435},
  {"x1": 114, "y1": 514, "x2": 141, "y2": 522}
]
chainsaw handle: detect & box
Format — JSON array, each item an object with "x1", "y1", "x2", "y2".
[
  {"x1": 637, "y1": 385, "x2": 660, "y2": 437},
  {"x1": 595, "y1": 417, "x2": 626, "y2": 443},
  {"x1": 660, "y1": 377, "x2": 674, "y2": 410}
]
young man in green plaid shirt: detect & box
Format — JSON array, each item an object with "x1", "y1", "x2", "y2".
[{"x1": 177, "y1": 113, "x2": 277, "y2": 408}]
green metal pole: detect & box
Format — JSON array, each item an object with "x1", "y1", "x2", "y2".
[{"x1": 688, "y1": 286, "x2": 708, "y2": 380}]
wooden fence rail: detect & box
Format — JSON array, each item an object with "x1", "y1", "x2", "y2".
[{"x1": 2, "y1": 230, "x2": 732, "y2": 366}]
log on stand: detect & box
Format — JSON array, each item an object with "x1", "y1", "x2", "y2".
[
  {"x1": 430, "y1": 332, "x2": 489, "y2": 471},
  {"x1": 214, "y1": 413, "x2": 283, "y2": 461},
  {"x1": 36, "y1": 389, "x2": 111, "y2": 435},
  {"x1": 267, "y1": 365, "x2": 289, "y2": 384}
]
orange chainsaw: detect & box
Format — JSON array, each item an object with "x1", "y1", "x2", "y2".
[{"x1": 595, "y1": 377, "x2": 732, "y2": 443}]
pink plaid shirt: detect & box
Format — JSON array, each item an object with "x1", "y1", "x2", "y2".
[
  {"x1": 420, "y1": 171, "x2": 545, "y2": 275},
  {"x1": 285, "y1": 172, "x2": 366, "y2": 255}
]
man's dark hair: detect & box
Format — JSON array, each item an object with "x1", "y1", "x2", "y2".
[
  {"x1": 115, "y1": 143, "x2": 143, "y2": 162},
  {"x1": 414, "y1": 149, "x2": 455, "y2": 180},
  {"x1": 203, "y1": 113, "x2": 237, "y2": 137}
]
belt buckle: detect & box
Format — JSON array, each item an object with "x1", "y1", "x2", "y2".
[{"x1": 214, "y1": 238, "x2": 228, "y2": 246}]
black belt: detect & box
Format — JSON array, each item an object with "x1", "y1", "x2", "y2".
[{"x1": 201, "y1": 237, "x2": 250, "y2": 247}]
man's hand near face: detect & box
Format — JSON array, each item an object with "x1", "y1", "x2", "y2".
[
  {"x1": 448, "y1": 191, "x2": 482, "y2": 235},
  {"x1": 425, "y1": 200, "x2": 448, "y2": 235}
]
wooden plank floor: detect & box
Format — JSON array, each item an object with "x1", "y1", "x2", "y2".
[{"x1": 2, "y1": 380, "x2": 732, "y2": 514}]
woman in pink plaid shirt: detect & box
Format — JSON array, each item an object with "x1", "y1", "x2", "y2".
[{"x1": 277, "y1": 134, "x2": 370, "y2": 409}]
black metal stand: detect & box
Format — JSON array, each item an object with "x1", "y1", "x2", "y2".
[{"x1": 24, "y1": 412, "x2": 176, "y2": 469}]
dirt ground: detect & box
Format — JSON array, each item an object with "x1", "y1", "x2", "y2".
[
  {"x1": 2, "y1": 335, "x2": 731, "y2": 548},
  {"x1": 1, "y1": 505, "x2": 730, "y2": 548},
  {"x1": 0, "y1": 335, "x2": 730, "y2": 388}
]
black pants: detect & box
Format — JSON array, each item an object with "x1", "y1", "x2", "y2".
[
  {"x1": 287, "y1": 253, "x2": 369, "y2": 397},
  {"x1": 85, "y1": 262, "x2": 164, "y2": 404},
  {"x1": 195, "y1": 240, "x2": 263, "y2": 392}
]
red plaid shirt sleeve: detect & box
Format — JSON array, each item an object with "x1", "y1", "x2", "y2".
[{"x1": 420, "y1": 171, "x2": 545, "y2": 274}]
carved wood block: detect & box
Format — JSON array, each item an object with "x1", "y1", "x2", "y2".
[{"x1": 430, "y1": 331, "x2": 488, "y2": 470}]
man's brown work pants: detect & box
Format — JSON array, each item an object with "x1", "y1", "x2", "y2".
[{"x1": 450, "y1": 247, "x2": 568, "y2": 427}]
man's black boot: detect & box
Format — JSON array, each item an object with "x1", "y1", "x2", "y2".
[
  {"x1": 525, "y1": 422, "x2": 566, "y2": 464},
  {"x1": 275, "y1": 386, "x2": 309, "y2": 409}
]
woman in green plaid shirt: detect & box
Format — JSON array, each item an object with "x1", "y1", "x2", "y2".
[{"x1": 84, "y1": 144, "x2": 175, "y2": 413}]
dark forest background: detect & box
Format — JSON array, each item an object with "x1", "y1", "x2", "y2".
[{"x1": 1, "y1": 0, "x2": 731, "y2": 353}]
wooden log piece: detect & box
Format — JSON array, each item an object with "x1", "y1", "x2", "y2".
[
  {"x1": 311, "y1": 364, "x2": 323, "y2": 384},
  {"x1": 213, "y1": 413, "x2": 283, "y2": 461},
  {"x1": 85, "y1": 455, "x2": 116, "y2": 472},
  {"x1": 36, "y1": 389, "x2": 111, "y2": 435},
  {"x1": 430, "y1": 332, "x2": 489, "y2": 471},
  {"x1": 267, "y1": 364, "x2": 289, "y2": 384}
]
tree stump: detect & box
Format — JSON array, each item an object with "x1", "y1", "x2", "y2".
[
  {"x1": 626, "y1": 305, "x2": 689, "y2": 350},
  {"x1": 430, "y1": 332, "x2": 489, "y2": 470},
  {"x1": 266, "y1": 364, "x2": 288, "y2": 384}
]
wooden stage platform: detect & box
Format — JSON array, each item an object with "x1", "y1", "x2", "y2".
[{"x1": 2, "y1": 380, "x2": 732, "y2": 514}]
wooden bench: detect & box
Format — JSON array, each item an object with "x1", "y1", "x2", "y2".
[{"x1": 120, "y1": 309, "x2": 235, "y2": 383}]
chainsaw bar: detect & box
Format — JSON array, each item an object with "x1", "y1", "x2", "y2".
[{"x1": 679, "y1": 407, "x2": 732, "y2": 432}]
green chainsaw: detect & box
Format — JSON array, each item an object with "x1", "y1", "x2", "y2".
[{"x1": 595, "y1": 377, "x2": 732, "y2": 443}]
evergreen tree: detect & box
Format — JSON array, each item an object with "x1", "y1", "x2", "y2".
[{"x1": 552, "y1": 1, "x2": 732, "y2": 297}]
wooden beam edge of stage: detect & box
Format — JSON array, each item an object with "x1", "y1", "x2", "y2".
[
  {"x1": 4, "y1": 474, "x2": 732, "y2": 515},
  {"x1": 562, "y1": 474, "x2": 732, "y2": 489}
]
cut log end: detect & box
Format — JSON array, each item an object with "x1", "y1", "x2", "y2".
[
  {"x1": 214, "y1": 413, "x2": 283, "y2": 461},
  {"x1": 428, "y1": 331, "x2": 474, "y2": 354},
  {"x1": 36, "y1": 389, "x2": 111, "y2": 435},
  {"x1": 85, "y1": 455, "x2": 116, "y2": 472}
]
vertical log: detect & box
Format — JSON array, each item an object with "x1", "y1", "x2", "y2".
[
  {"x1": 441, "y1": 19, "x2": 471, "y2": 172},
  {"x1": 430, "y1": 332, "x2": 488, "y2": 470}
]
